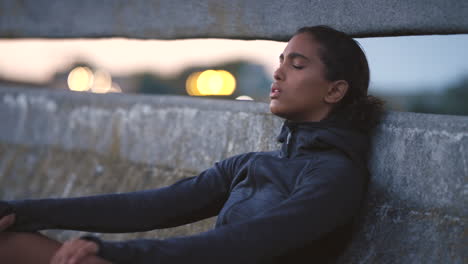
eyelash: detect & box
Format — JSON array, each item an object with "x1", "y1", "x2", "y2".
[{"x1": 279, "y1": 60, "x2": 303, "y2": 70}]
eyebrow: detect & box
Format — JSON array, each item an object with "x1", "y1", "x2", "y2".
[{"x1": 279, "y1": 52, "x2": 310, "y2": 62}]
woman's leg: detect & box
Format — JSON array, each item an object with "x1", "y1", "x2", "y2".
[{"x1": 0, "y1": 232, "x2": 111, "y2": 264}]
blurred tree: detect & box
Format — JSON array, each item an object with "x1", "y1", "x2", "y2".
[
  {"x1": 408, "y1": 76, "x2": 468, "y2": 116},
  {"x1": 134, "y1": 72, "x2": 185, "y2": 95}
]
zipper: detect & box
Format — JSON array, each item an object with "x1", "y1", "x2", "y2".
[{"x1": 285, "y1": 124, "x2": 296, "y2": 158}]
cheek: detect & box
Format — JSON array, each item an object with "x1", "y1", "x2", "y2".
[{"x1": 294, "y1": 75, "x2": 328, "y2": 100}]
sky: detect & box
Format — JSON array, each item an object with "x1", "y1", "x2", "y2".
[{"x1": 0, "y1": 34, "x2": 467, "y2": 94}]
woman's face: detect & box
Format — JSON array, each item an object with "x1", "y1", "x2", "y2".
[{"x1": 269, "y1": 33, "x2": 333, "y2": 122}]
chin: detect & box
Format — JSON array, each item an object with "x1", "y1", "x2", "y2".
[
  {"x1": 269, "y1": 101, "x2": 279, "y2": 114},
  {"x1": 269, "y1": 103, "x2": 288, "y2": 119}
]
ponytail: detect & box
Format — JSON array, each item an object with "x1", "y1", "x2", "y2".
[{"x1": 335, "y1": 95, "x2": 385, "y2": 132}]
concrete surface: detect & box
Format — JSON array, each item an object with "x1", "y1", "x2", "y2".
[
  {"x1": 0, "y1": 86, "x2": 466, "y2": 263},
  {"x1": 1, "y1": 0, "x2": 467, "y2": 40}
]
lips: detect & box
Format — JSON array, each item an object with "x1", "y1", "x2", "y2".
[{"x1": 270, "y1": 83, "x2": 281, "y2": 99}]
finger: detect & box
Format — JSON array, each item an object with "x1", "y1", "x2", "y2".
[
  {"x1": 0, "y1": 215, "x2": 10, "y2": 230},
  {"x1": 51, "y1": 244, "x2": 71, "y2": 264},
  {"x1": 69, "y1": 247, "x2": 90, "y2": 264},
  {"x1": 63, "y1": 239, "x2": 84, "y2": 264},
  {"x1": 68, "y1": 240, "x2": 98, "y2": 264},
  {"x1": 0, "y1": 214, "x2": 15, "y2": 231},
  {"x1": 68, "y1": 245, "x2": 89, "y2": 264},
  {"x1": 58, "y1": 239, "x2": 96, "y2": 264},
  {"x1": 50, "y1": 246, "x2": 64, "y2": 264},
  {"x1": 51, "y1": 239, "x2": 77, "y2": 264}
]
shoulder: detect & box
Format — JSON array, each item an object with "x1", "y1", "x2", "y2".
[
  {"x1": 301, "y1": 149, "x2": 365, "y2": 188},
  {"x1": 215, "y1": 152, "x2": 258, "y2": 175}
]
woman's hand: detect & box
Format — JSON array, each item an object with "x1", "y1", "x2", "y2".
[
  {"x1": 0, "y1": 201, "x2": 15, "y2": 232},
  {"x1": 50, "y1": 238, "x2": 100, "y2": 264},
  {"x1": 0, "y1": 214, "x2": 15, "y2": 232}
]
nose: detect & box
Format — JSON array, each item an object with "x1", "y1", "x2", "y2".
[{"x1": 273, "y1": 66, "x2": 284, "y2": 81}]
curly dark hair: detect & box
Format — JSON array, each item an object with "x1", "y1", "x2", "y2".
[{"x1": 295, "y1": 26, "x2": 385, "y2": 132}]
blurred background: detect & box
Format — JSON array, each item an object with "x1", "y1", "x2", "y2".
[{"x1": 0, "y1": 34, "x2": 467, "y2": 116}]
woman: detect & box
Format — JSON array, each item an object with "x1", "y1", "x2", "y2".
[{"x1": 0, "y1": 25, "x2": 384, "y2": 264}]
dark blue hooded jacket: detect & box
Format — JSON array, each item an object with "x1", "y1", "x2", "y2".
[{"x1": 5, "y1": 116, "x2": 370, "y2": 264}]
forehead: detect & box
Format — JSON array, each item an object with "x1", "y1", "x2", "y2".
[{"x1": 283, "y1": 33, "x2": 322, "y2": 59}]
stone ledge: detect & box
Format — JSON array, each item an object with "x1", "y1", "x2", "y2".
[{"x1": 1, "y1": 0, "x2": 467, "y2": 40}]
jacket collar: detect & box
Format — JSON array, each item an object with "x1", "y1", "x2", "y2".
[{"x1": 276, "y1": 113, "x2": 370, "y2": 168}]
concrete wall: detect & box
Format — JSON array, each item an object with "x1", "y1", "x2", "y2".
[
  {"x1": 0, "y1": 85, "x2": 282, "y2": 242},
  {"x1": 1, "y1": 0, "x2": 468, "y2": 40},
  {"x1": 0, "y1": 86, "x2": 466, "y2": 263}
]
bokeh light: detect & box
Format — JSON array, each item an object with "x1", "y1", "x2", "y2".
[
  {"x1": 90, "y1": 70, "x2": 112, "y2": 93},
  {"x1": 185, "y1": 69, "x2": 236, "y2": 96},
  {"x1": 185, "y1": 71, "x2": 202, "y2": 96},
  {"x1": 67, "y1": 66, "x2": 94, "y2": 92},
  {"x1": 236, "y1": 95, "x2": 254, "y2": 101},
  {"x1": 67, "y1": 67, "x2": 120, "y2": 94}
]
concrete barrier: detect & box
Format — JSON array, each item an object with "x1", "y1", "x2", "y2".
[
  {"x1": 0, "y1": 85, "x2": 283, "y2": 242},
  {"x1": 0, "y1": 86, "x2": 466, "y2": 263},
  {"x1": 1, "y1": 0, "x2": 468, "y2": 40}
]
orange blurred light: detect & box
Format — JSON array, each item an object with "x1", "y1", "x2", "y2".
[
  {"x1": 67, "y1": 66, "x2": 93, "y2": 92},
  {"x1": 186, "y1": 69, "x2": 236, "y2": 96},
  {"x1": 90, "y1": 70, "x2": 112, "y2": 93},
  {"x1": 185, "y1": 71, "x2": 202, "y2": 96}
]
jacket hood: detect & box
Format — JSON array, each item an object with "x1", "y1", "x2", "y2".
[{"x1": 276, "y1": 113, "x2": 370, "y2": 169}]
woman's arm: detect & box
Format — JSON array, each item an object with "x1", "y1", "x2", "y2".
[
  {"x1": 83, "y1": 159, "x2": 366, "y2": 264},
  {"x1": 5, "y1": 158, "x2": 236, "y2": 233}
]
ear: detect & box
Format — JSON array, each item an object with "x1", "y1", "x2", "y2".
[{"x1": 324, "y1": 80, "x2": 348, "y2": 104}]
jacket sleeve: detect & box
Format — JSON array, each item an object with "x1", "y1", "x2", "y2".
[
  {"x1": 7, "y1": 158, "x2": 237, "y2": 233},
  {"x1": 86, "y1": 159, "x2": 366, "y2": 264}
]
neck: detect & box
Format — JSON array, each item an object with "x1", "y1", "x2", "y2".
[{"x1": 287, "y1": 106, "x2": 332, "y2": 123}]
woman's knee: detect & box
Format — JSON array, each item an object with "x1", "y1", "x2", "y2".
[
  {"x1": 0, "y1": 232, "x2": 61, "y2": 264},
  {"x1": 0, "y1": 233, "x2": 111, "y2": 264}
]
